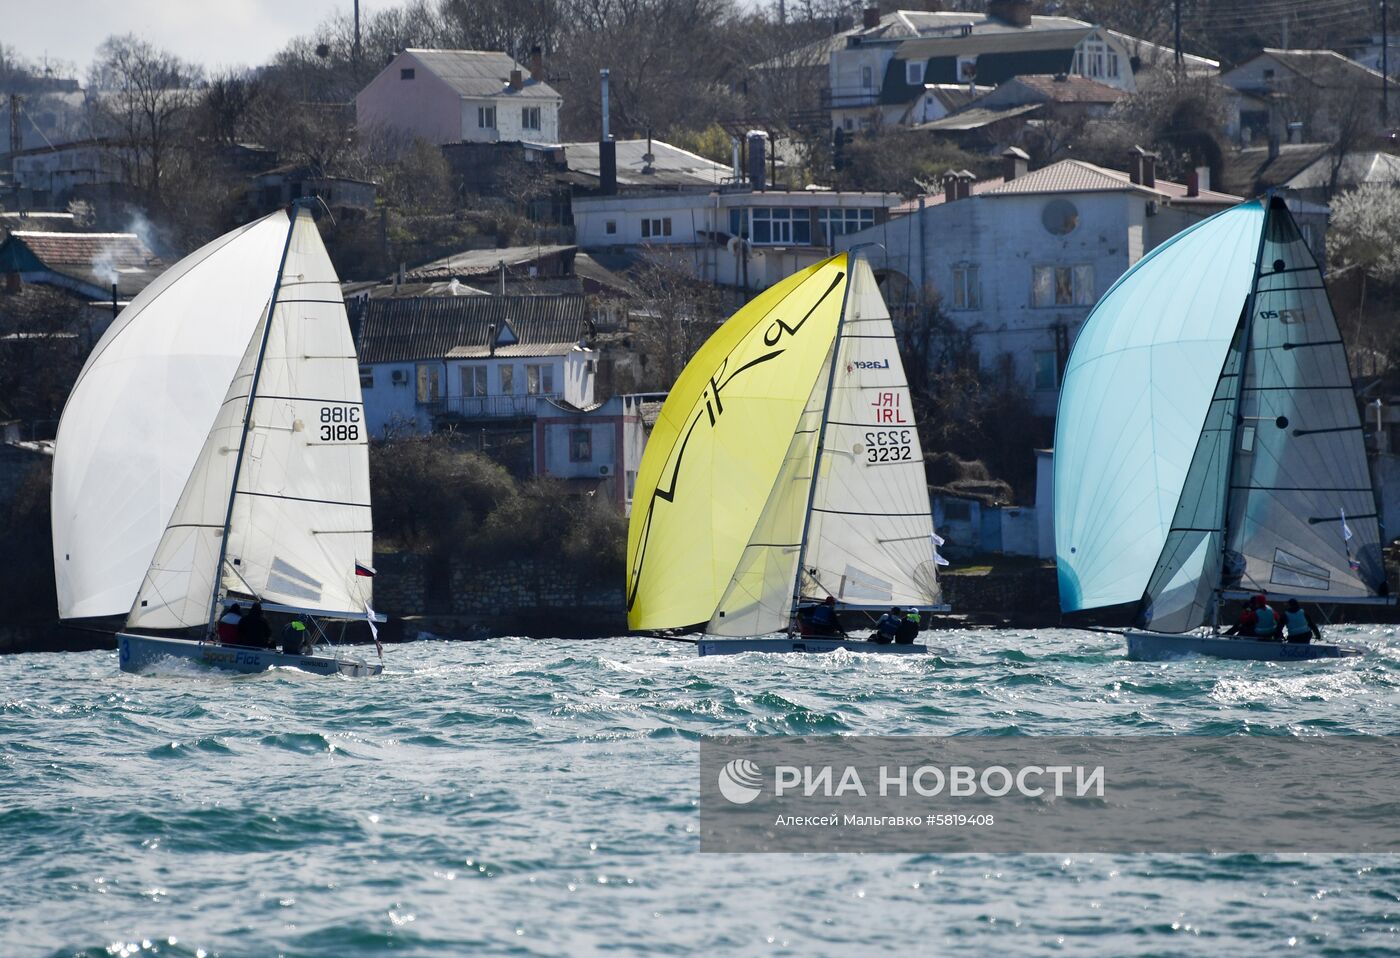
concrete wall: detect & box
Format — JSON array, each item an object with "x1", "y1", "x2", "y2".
[{"x1": 464, "y1": 95, "x2": 561, "y2": 144}]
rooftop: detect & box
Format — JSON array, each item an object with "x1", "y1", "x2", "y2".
[
  {"x1": 562, "y1": 139, "x2": 733, "y2": 189},
  {"x1": 1219, "y1": 143, "x2": 1332, "y2": 197},
  {"x1": 0, "y1": 230, "x2": 164, "y2": 298},
  {"x1": 355, "y1": 294, "x2": 589, "y2": 364},
  {"x1": 982, "y1": 158, "x2": 1241, "y2": 204},
  {"x1": 396, "y1": 49, "x2": 560, "y2": 101},
  {"x1": 992, "y1": 73, "x2": 1129, "y2": 104},
  {"x1": 1225, "y1": 48, "x2": 1387, "y2": 91},
  {"x1": 1285, "y1": 150, "x2": 1400, "y2": 191}
]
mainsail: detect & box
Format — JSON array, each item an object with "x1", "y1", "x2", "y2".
[
  {"x1": 52, "y1": 212, "x2": 296, "y2": 619},
  {"x1": 627, "y1": 253, "x2": 943, "y2": 635},
  {"x1": 1056, "y1": 196, "x2": 1386, "y2": 631}
]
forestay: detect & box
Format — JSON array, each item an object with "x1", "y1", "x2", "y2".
[
  {"x1": 128, "y1": 208, "x2": 373, "y2": 629},
  {"x1": 52, "y1": 212, "x2": 294, "y2": 619}
]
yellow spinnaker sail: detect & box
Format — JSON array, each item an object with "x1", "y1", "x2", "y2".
[{"x1": 626, "y1": 254, "x2": 849, "y2": 630}]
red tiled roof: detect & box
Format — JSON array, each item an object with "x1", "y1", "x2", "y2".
[{"x1": 5, "y1": 231, "x2": 164, "y2": 297}]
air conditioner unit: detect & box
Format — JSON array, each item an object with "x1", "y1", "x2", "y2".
[
  {"x1": 599, "y1": 465, "x2": 611, "y2": 476},
  {"x1": 391, "y1": 369, "x2": 408, "y2": 384}
]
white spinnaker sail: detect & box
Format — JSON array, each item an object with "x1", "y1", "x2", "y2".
[
  {"x1": 803, "y1": 260, "x2": 941, "y2": 608},
  {"x1": 708, "y1": 344, "x2": 833, "y2": 636},
  {"x1": 53, "y1": 212, "x2": 295, "y2": 619},
  {"x1": 128, "y1": 209, "x2": 372, "y2": 628}
]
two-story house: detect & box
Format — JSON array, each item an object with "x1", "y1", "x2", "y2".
[
  {"x1": 354, "y1": 294, "x2": 597, "y2": 437},
  {"x1": 825, "y1": 1, "x2": 1217, "y2": 134},
  {"x1": 533, "y1": 392, "x2": 664, "y2": 514},
  {"x1": 837, "y1": 152, "x2": 1241, "y2": 415},
  {"x1": 356, "y1": 48, "x2": 563, "y2": 145},
  {"x1": 1221, "y1": 49, "x2": 1387, "y2": 147}
]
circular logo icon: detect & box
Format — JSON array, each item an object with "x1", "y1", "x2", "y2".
[{"x1": 717, "y1": 758, "x2": 764, "y2": 805}]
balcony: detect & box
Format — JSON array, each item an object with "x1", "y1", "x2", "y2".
[{"x1": 427, "y1": 393, "x2": 555, "y2": 421}]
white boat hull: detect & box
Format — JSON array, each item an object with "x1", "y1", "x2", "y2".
[
  {"x1": 697, "y1": 637, "x2": 927, "y2": 656},
  {"x1": 118, "y1": 633, "x2": 382, "y2": 677},
  {"x1": 1124, "y1": 631, "x2": 1363, "y2": 663}
]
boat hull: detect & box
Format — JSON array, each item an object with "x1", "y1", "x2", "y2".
[
  {"x1": 118, "y1": 633, "x2": 382, "y2": 677},
  {"x1": 697, "y1": 637, "x2": 927, "y2": 656},
  {"x1": 1124, "y1": 631, "x2": 1363, "y2": 663}
]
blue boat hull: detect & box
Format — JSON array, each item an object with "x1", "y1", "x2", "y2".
[
  {"x1": 1124, "y1": 631, "x2": 1363, "y2": 663},
  {"x1": 118, "y1": 633, "x2": 382, "y2": 676},
  {"x1": 697, "y1": 637, "x2": 927, "y2": 656}
]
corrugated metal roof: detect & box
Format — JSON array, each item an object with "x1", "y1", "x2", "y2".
[
  {"x1": 406, "y1": 244, "x2": 576, "y2": 280},
  {"x1": 981, "y1": 158, "x2": 1242, "y2": 203},
  {"x1": 356, "y1": 294, "x2": 589, "y2": 363},
  {"x1": 1228, "y1": 49, "x2": 1386, "y2": 92},
  {"x1": 1286, "y1": 151, "x2": 1400, "y2": 190},
  {"x1": 898, "y1": 25, "x2": 1094, "y2": 60},
  {"x1": 404, "y1": 49, "x2": 560, "y2": 101},
  {"x1": 913, "y1": 102, "x2": 1041, "y2": 132}
]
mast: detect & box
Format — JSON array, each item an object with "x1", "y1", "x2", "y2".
[
  {"x1": 203, "y1": 204, "x2": 302, "y2": 635},
  {"x1": 788, "y1": 252, "x2": 856, "y2": 626},
  {"x1": 1213, "y1": 195, "x2": 1275, "y2": 626}
]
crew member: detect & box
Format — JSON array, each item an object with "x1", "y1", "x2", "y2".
[
  {"x1": 216, "y1": 603, "x2": 242, "y2": 644},
  {"x1": 808, "y1": 596, "x2": 845, "y2": 637},
  {"x1": 1277, "y1": 598, "x2": 1322, "y2": 644},
  {"x1": 873, "y1": 607, "x2": 901, "y2": 644}
]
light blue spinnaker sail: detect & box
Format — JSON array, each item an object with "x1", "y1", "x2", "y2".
[{"x1": 1054, "y1": 201, "x2": 1266, "y2": 613}]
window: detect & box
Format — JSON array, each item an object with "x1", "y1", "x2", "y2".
[
  {"x1": 569, "y1": 428, "x2": 593, "y2": 462},
  {"x1": 1074, "y1": 39, "x2": 1112, "y2": 79},
  {"x1": 478, "y1": 106, "x2": 496, "y2": 129},
  {"x1": 359, "y1": 365, "x2": 374, "y2": 389},
  {"x1": 526, "y1": 363, "x2": 554, "y2": 395},
  {"x1": 641, "y1": 217, "x2": 672, "y2": 239},
  {"x1": 1032, "y1": 265, "x2": 1095, "y2": 307},
  {"x1": 461, "y1": 365, "x2": 488, "y2": 397},
  {"x1": 499, "y1": 365, "x2": 515, "y2": 394},
  {"x1": 861, "y1": 65, "x2": 874, "y2": 90},
  {"x1": 1107, "y1": 50, "x2": 1120, "y2": 78},
  {"x1": 522, "y1": 106, "x2": 541, "y2": 130},
  {"x1": 415, "y1": 364, "x2": 441, "y2": 403},
  {"x1": 906, "y1": 61, "x2": 925, "y2": 86},
  {"x1": 605, "y1": 220, "x2": 617, "y2": 235},
  {"x1": 943, "y1": 500, "x2": 972, "y2": 522},
  {"x1": 400, "y1": 68, "x2": 415, "y2": 80},
  {"x1": 816, "y1": 207, "x2": 875, "y2": 245},
  {"x1": 951, "y1": 265, "x2": 981, "y2": 310},
  {"x1": 843, "y1": 117, "x2": 854, "y2": 132},
  {"x1": 1034, "y1": 351, "x2": 1058, "y2": 391}
]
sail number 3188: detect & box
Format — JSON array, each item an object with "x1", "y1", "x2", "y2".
[
  {"x1": 866, "y1": 429, "x2": 913, "y2": 463},
  {"x1": 319, "y1": 405, "x2": 360, "y2": 442}
]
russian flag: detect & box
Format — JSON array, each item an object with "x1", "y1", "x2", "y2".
[{"x1": 355, "y1": 560, "x2": 377, "y2": 578}]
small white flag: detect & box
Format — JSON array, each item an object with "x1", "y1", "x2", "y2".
[
  {"x1": 1341, "y1": 509, "x2": 1354, "y2": 542},
  {"x1": 365, "y1": 600, "x2": 383, "y2": 660},
  {"x1": 935, "y1": 553, "x2": 950, "y2": 567},
  {"x1": 932, "y1": 532, "x2": 946, "y2": 547}
]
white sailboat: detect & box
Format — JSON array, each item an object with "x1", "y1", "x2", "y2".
[
  {"x1": 1055, "y1": 195, "x2": 1389, "y2": 662},
  {"x1": 626, "y1": 251, "x2": 948, "y2": 655},
  {"x1": 52, "y1": 202, "x2": 382, "y2": 676}
]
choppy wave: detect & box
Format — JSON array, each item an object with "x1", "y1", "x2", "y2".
[{"x1": 3, "y1": 627, "x2": 1399, "y2": 956}]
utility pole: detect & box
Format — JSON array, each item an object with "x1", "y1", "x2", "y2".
[
  {"x1": 354, "y1": 0, "x2": 362, "y2": 64},
  {"x1": 1385, "y1": 0, "x2": 1391, "y2": 125},
  {"x1": 1174, "y1": 0, "x2": 1183, "y2": 71},
  {"x1": 7, "y1": 94, "x2": 20, "y2": 166}
]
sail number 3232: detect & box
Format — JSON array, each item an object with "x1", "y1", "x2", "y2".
[
  {"x1": 319, "y1": 405, "x2": 360, "y2": 442},
  {"x1": 866, "y1": 429, "x2": 913, "y2": 463}
]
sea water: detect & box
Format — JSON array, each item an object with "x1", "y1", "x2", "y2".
[{"x1": 3, "y1": 627, "x2": 1400, "y2": 957}]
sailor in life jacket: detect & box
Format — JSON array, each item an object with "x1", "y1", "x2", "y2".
[
  {"x1": 1252, "y1": 596, "x2": 1278, "y2": 639},
  {"x1": 1279, "y1": 598, "x2": 1321, "y2": 644}
]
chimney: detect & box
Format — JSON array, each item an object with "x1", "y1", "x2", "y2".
[
  {"x1": 1141, "y1": 151, "x2": 1155, "y2": 189},
  {"x1": 988, "y1": 0, "x2": 1033, "y2": 28},
  {"x1": 1267, "y1": 95, "x2": 1283, "y2": 161},
  {"x1": 509, "y1": 69, "x2": 523, "y2": 91},
  {"x1": 862, "y1": 4, "x2": 881, "y2": 29},
  {"x1": 956, "y1": 169, "x2": 975, "y2": 199},
  {"x1": 529, "y1": 45, "x2": 544, "y2": 82},
  {"x1": 747, "y1": 130, "x2": 769, "y2": 191},
  {"x1": 1195, "y1": 164, "x2": 1211, "y2": 193},
  {"x1": 1186, "y1": 168, "x2": 1199, "y2": 197},
  {"x1": 599, "y1": 68, "x2": 617, "y2": 196},
  {"x1": 1287, "y1": 120, "x2": 1303, "y2": 145},
  {"x1": 599, "y1": 68, "x2": 611, "y2": 140},
  {"x1": 1001, "y1": 146, "x2": 1029, "y2": 181},
  {"x1": 943, "y1": 169, "x2": 959, "y2": 203}
]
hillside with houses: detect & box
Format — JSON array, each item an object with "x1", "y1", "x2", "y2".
[{"x1": 5, "y1": 0, "x2": 1400, "y2": 636}]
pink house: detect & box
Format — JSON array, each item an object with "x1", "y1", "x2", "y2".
[{"x1": 355, "y1": 49, "x2": 563, "y2": 146}]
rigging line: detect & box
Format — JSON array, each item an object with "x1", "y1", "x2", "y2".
[
  {"x1": 1309, "y1": 513, "x2": 1377, "y2": 523},
  {"x1": 812, "y1": 507, "x2": 928, "y2": 516},
  {"x1": 1231, "y1": 485, "x2": 1374, "y2": 492},
  {"x1": 238, "y1": 491, "x2": 372, "y2": 507},
  {"x1": 254, "y1": 395, "x2": 364, "y2": 405},
  {"x1": 1292, "y1": 425, "x2": 1363, "y2": 436},
  {"x1": 1281, "y1": 339, "x2": 1344, "y2": 350}
]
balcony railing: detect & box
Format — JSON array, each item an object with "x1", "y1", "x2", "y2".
[{"x1": 426, "y1": 393, "x2": 556, "y2": 420}]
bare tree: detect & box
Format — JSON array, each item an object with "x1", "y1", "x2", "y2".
[
  {"x1": 628, "y1": 252, "x2": 727, "y2": 388},
  {"x1": 88, "y1": 35, "x2": 203, "y2": 204}
]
